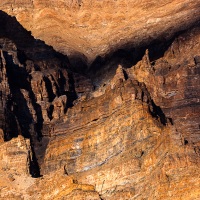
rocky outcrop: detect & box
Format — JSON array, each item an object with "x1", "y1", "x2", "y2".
[
  {"x1": 0, "y1": 9, "x2": 200, "y2": 200},
  {"x1": 129, "y1": 26, "x2": 200, "y2": 147},
  {"x1": 41, "y1": 25, "x2": 200, "y2": 199},
  {"x1": 0, "y1": 11, "x2": 77, "y2": 178},
  {"x1": 0, "y1": 0, "x2": 200, "y2": 64}
]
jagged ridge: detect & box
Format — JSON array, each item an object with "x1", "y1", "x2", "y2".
[{"x1": 0, "y1": 10, "x2": 200, "y2": 200}]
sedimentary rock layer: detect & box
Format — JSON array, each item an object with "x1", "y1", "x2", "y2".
[
  {"x1": 0, "y1": 0, "x2": 200, "y2": 64},
  {"x1": 41, "y1": 26, "x2": 200, "y2": 199},
  {"x1": 0, "y1": 9, "x2": 199, "y2": 200}
]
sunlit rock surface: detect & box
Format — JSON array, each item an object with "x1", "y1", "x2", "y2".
[
  {"x1": 0, "y1": 3, "x2": 200, "y2": 200},
  {"x1": 0, "y1": 0, "x2": 200, "y2": 63}
]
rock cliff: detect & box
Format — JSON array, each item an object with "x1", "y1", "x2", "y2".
[
  {"x1": 0, "y1": 3, "x2": 200, "y2": 200},
  {"x1": 0, "y1": 0, "x2": 200, "y2": 65}
]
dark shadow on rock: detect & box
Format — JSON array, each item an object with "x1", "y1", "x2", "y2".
[
  {"x1": 0, "y1": 10, "x2": 70, "y2": 64},
  {"x1": 88, "y1": 21, "x2": 200, "y2": 87},
  {"x1": 0, "y1": 10, "x2": 72, "y2": 177},
  {"x1": 68, "y1": 53, "x2": 88, "y2": 74},
  {"x1": 3, "y1": 51, "x2": 42, "y2": 177}
]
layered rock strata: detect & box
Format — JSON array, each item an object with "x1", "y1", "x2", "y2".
[
  {"x1": 0, "y1": 10, "x2": 199, "y2": 200},
  {"x1": 0, "y1": 11, "x2": 75, "y2": 177},
  {"x1": 42, "y1": 26, "x2": 200, "y2": 199},
  {"x1": 0, "y1": 0, "x2": 200, "y2": 64}
]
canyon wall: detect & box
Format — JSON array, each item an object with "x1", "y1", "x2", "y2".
[
  {"x1": 0, "y1": 2, "x2": 199, "y2": 200},
  {"x1": 0, "y1": 0, "x2": 200, "y2": 64}
]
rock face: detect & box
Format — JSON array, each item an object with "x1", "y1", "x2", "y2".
[
  {"x1": 0, "y1": 10, "x2": 75, "y2": 177},
  {"x1": 0, "y1": 8, "x2": 200, "y2": 200},
  {"x1": 42, "y1": 27, "x2": 200, "y2": 199},
  {"x1": 0, "y1": 0, "x2": 200, "y2": 64}
]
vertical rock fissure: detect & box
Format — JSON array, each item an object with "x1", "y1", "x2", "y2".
[
  {"x1": 137, "y1": 82, "x2": 167, "y2": 126},
  {"x1": 149, "y1": 99, "x2": 167, "y2": 126},
  {"x1": 43, "y1": 76, "x2": 56, "y2": 102},
  {"x1": 3, "y1": 51, "x2": 42, "y2": 177},
  {"x1": 29, "y1": 141, "x2": 41, "y2": 177},
  {"x1": 66, "y1": 71, "x2": 77, "y2": 109}
]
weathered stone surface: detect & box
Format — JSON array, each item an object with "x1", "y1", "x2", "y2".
[
  {"x1": 37, "y1": 26, "x2": 200, "y2": 200},
  {"x1": 0, "y1": 11, "x2": 101, "y2": 199},
  {"x1": 0, "y1": 8, "x2": 199, "y2": 200},
  {"x1": 0, "y1": 135, "x2": 30, "y2": 175},
  {"x1": 0, "y1": 129, "x2": 4, "y2": 143},
  {"x1": 0, "y1": 11, "x2": 76, "y2": 178},
  {"x1": 0, "y1": 0, "x2": 200, "y2": 63},
  {"x1": 130, "y1": 26, "x2": 200, "y2": 146},
  {"x1": 0, "y1": 136, "x2": 36, "y2": 199},
  {"x1": 29, "y1": 169, "x2": 101, "y2": 200}
]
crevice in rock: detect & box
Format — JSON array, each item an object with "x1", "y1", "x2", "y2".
[
  {"x1": 184, "y1": 139, "x2": 189, "y2": 145},
  {"x1": 122, "y1": 68, "x2": 129, "y2": 80},
  {"x1": 135, "y1": 82, "x2": 167, "y2": 126},
  {"x1": 66, "y1": 71, "x2": 78, "y2": 109},
  {"x1": 99, "y1": 195, "x2": 104, "y2": 200},
  {"x1": 168, "y1": 118, "x2": 173, "y2": 125},
  {"x1": 43, "y1": 77, "x2": 56, "y2": 102},
  {"x1": 4, "y1": 97, "x2": 19, "y2": 141},
  {"x1": 47, "y1": 104, "x2": 54, "y2": 120},
  {"x1": 3, "y1": 51, "x2": 42, "y2": 177},
  {"x1": 28, "y1": 88, "x2": 44, "y2": 141},
  {"x1": 149, "y1": 100, "x2": 167, "y2": 126},
  {"x1": 58, "y1": 70, "x2": 67, "y2": 95},
  {"x1": 29, "y1": 142, "x2": 42, "y2": 177}
]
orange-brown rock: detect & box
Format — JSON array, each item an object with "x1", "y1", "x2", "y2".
[
  {"x1": 0, "y1": 7, "x2": 200, "y2": 200},
  {"x1": 43, "y1": 26, "x2": 200, "y2": 199},
  {"x1": 0, "y1": 136, "x2": 101, "y2": 200},
  {"x1": 0, "y1": 0, "x2": 200, "y2": 63}
]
